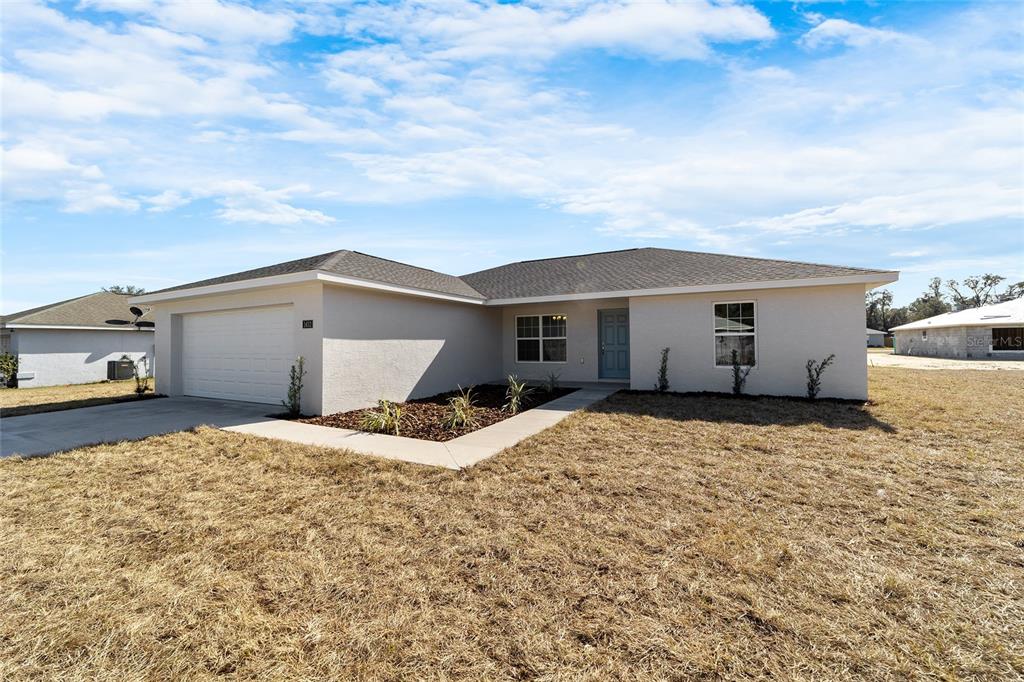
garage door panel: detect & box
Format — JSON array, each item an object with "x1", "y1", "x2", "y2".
[{"x1": 182, "y1": 305, "x2": 295, "y2": 405}]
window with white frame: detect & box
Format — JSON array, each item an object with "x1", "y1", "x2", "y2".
[
  {"x1": 516, "y1": 314, "x2": 567, "y2": 362},
  {"x1": 714, "y1": 302, "x2": 755, "y2": 366}
]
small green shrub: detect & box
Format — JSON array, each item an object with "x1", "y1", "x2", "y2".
[
  {"x1": 445, "y1": 386, "x2": 479, "y2": 430},
  {"x1": 505, "y1": 375, "x2": 533, "y2": 414},
  {"x1": 120, "y1": 354, "x2": 151, "y2": 395},
  {"x1": 805, "y1": 354, "x2": 836, "y2": 400},
  {"x1": 731, "y1": 349, "x2": 752, "y2": 396},
  {"x1": 543, "y1": 371, "x2": 561, "y2": 393},
  {"x1": 361, "y1": 399, "x2": 403, "y2": 436},
  {"x1": 0, "y1": 352, "x2": 18, "y2": 388},
  {"x1": 282, "y1": 356, "x2": 306, "y2": 416},
  {"x1": 655, "y1": 347, "x2": 670, "y2": 392}
]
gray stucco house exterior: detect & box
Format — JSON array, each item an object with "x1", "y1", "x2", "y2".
[
  {"x1": 891, "y1": 297, "x2": 1024, "y2": 359},
  {"x1": 132, "y1": 248, "x2": 897, "y2": 413},
  {"x1": 1, "y1": 292, "x2": 154, "y2": 387}
]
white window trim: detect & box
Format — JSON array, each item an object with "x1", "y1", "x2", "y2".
[
  {"x1": 515, "y1": 313, "x2": 568, "y2": 364},
  {"x1": 712, "y1": 300, "x2": 757, "y2": 369}
]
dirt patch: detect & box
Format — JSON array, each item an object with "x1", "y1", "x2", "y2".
[{"x1": 295, "y1": 384, "x2": 577, "y2": 441}]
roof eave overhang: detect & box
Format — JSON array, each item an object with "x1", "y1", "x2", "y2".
[
  {"x1": 130, "y1": 270, "x2": 486, "y2": 306},
  {"x1": 2, "y1": 324, "x2": 154, "y2": 331},
  {"x1": 482, "y1": 272, "x2": 900, "y2": 306},
  {"x1": 892, "y1": 320, "x2": 1023, "y2": 332}
]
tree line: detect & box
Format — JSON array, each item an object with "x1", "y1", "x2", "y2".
[{"x1": 866, "y1": 274, "x2": 1023, "y2": 333}]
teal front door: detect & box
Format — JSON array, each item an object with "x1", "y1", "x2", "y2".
[{"x1": 599, "y1": 309, "x2": 630, "y2": 380}]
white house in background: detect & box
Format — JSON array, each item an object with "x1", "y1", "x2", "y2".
[
  {"x1": 1, "y1": 292, "x2": 155, "y2": 387},
  {"x1": 891, "y1": 297, "x2": 1024, "y2": 359},
  {"x1": 866, "y1": 328, "x2": 886, "y2": 347},
  {"x1": 131, "y1": 248, "x2": 898, "y2": 413}
]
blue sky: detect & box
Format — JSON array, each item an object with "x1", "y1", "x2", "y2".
[{"x1": 2, "y1": 0, "x2": 1022, "y2": 312}]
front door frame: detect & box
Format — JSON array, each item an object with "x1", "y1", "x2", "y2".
[{"x1": 598, "y1": 308, "x2": 630, "y2": 380}]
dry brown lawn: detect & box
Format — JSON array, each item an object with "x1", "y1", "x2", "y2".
[
  {"x1": 0, "y1": 380, "x2": 155, "y2": 417},
  {"x1": 1, "y1": 368, "x2": 1022, "y2": 680}
]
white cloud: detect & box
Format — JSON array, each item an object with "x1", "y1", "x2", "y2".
[
  {"x1": 733, "y1": 184, "x2": 1023, "y2": 235},
  {"x1": 343, "y1": 0, "x2": 774, "y2": 63},
  {"x1": 2, "y1": 0, "x2": 1021, "y2": 250},
  {"x1": 555, "y1": 0, "x2": 775, "y2": 60},
  {"x1": 799, "y1": 18, "x2": 917, "y2": 50},
  {"x1": 200, "y1": 181, "x2": 336, "y2": 225},
  {"x1": 144, "y1": 189, "x2": 191, "y2": 212},
  {"x1": 151, "y1": 0, "x2": 296, "y2": 44},
  {"x1": 63, "y1": 183, "x2": 140, "y2": 213}
]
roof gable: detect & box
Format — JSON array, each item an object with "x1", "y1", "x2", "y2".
[
  {"x1": 2, "y1": 291, "x2": 153, "y2": 328},
  {"x1": 149, "y1": 249, "x2": 485, "y2": 300}
]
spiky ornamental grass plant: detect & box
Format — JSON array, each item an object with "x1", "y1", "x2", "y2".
[
  {"x1": 543, "y1": 371, "x2": 560, "y2": 393},
  {"x1": 731, "y1": 349, "x2": 752, "y2": 396},
  {"x1": 504, "y1": 375, "x2": 533, "y2": 414},
  {"x1": 655, "y1": 347, "x2": 670, "y2": 393},
  {"x1": 360, "y1": 399, "x2": 403, "y2": 436},
  {"x1": 120, "y1": 354, "x2": 150, "y2": 395},
  {"x1": 445, "y1": 386, "x2": 479, "y2": 430},
  {"x1": 805, "y1": 354, "x2": 836, "y2": 400},
  {"x1": 282, "y1": 356, "x2": 306, "y2": 417}
]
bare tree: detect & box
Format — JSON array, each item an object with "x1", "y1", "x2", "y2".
[
  {"x1": 907, "y1": 277, "x2": 951, "y2": 320},
  {"x1": 865, "y1": 289, "x2": 894, "y2": 331},
  {"x1": 946, "y1": 274, "x2": 1005, "y2": 310},
  {"x1": 104, "y1": 285, "x2": 147, "y2": 295},
  {"x1": 998, "y1": 281, "x2": 1024, "y2": 302}
]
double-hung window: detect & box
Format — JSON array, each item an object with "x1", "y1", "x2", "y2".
[
  {"x1": 714, "y1": 302, "x2": 756, "y2": 367},
  {"x1": 516, "y1": 314, "x2": 567, "y2": 362}
]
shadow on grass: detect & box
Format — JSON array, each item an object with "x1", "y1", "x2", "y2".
[
  {"x1": 0, "y1": 393, "x2": 165, "y2": 419},
  {"x1": 589, "y1": 389, "x2": 896, "y2": 433}
]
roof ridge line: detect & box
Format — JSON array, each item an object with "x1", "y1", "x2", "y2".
[{"x1": 345, "y1": 250, "x2": 461, "y2": 278}]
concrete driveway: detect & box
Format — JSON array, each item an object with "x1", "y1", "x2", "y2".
[
  {"x1": 1, "y1": 397, "x2": 275, "y2": 458},
  {"x1": 868, "y1": 349, "x2": 1024, "y2": 371}
]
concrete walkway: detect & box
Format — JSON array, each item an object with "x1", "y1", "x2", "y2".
[
  {"x1": 1, "y1": 387, "x2": 618, "y2": 468},
  {"x1": 224, "y1": 387, "x2": 618, "y2": 469},
  {"x1": 1, "y1": 397, "x2": 272, "y2": 458}
]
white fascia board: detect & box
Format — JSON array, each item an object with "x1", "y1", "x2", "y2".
[
  {"x1": 130, "y1": 270, "x2": 486, "y2": 306},
  {"x1": 483, "y1": 272, "x2": 899, "y2": 306},
  {"x1": 3, "y1": 324, "x2": 155, "y2": 331},
  {"x1": 130, "y1": 271, "x2": 317, "y2": 304}
]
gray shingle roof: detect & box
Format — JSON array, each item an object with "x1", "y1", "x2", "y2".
[
  {"x1": 1, "y1": 292, "x2": 154, "y2": 328},
  {"x1": 146, "y1": 247, "x2": 893, "y2": 302},
  {"x1": 151, "y1": 250, "x2": 485, "y2": 299},
  {"x1": 461, "y1": 248, "x2": 894, "y2": 299}
]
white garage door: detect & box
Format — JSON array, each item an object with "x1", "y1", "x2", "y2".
[{"x1": 182, "y1": 305, "x2": 295, "y2": 404}]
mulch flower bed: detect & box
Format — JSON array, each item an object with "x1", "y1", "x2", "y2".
[{"x1": 296, "y1": 384, "x2": 577, "y2": 442}]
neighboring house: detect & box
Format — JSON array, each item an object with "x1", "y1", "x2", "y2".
[
  {"x1": 0, "y1": 292, "x2": 155, "y2": 387},
  {"x1": 866, "y1": 328, "x2": 887, "y2": 347},
  {"x1": 131, "y1": 248, "x2": 898, "y2": 412},
  {"x1": 891, "y1": 297, "x2": 1024, "y2": 359}
]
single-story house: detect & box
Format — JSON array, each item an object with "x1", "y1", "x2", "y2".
[
  {"x1": 866, "y1": 328, "x2": 887, "y2": 347},
  {"x1": 891, "y1": 297, "x2": 1024, "y2": 359},
  {"x1": 1, "y1": 292, "x2": 155, "y2": 387},
  {"x1": 130, "y1": 248, "x2": 898, "y2": 412}
]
